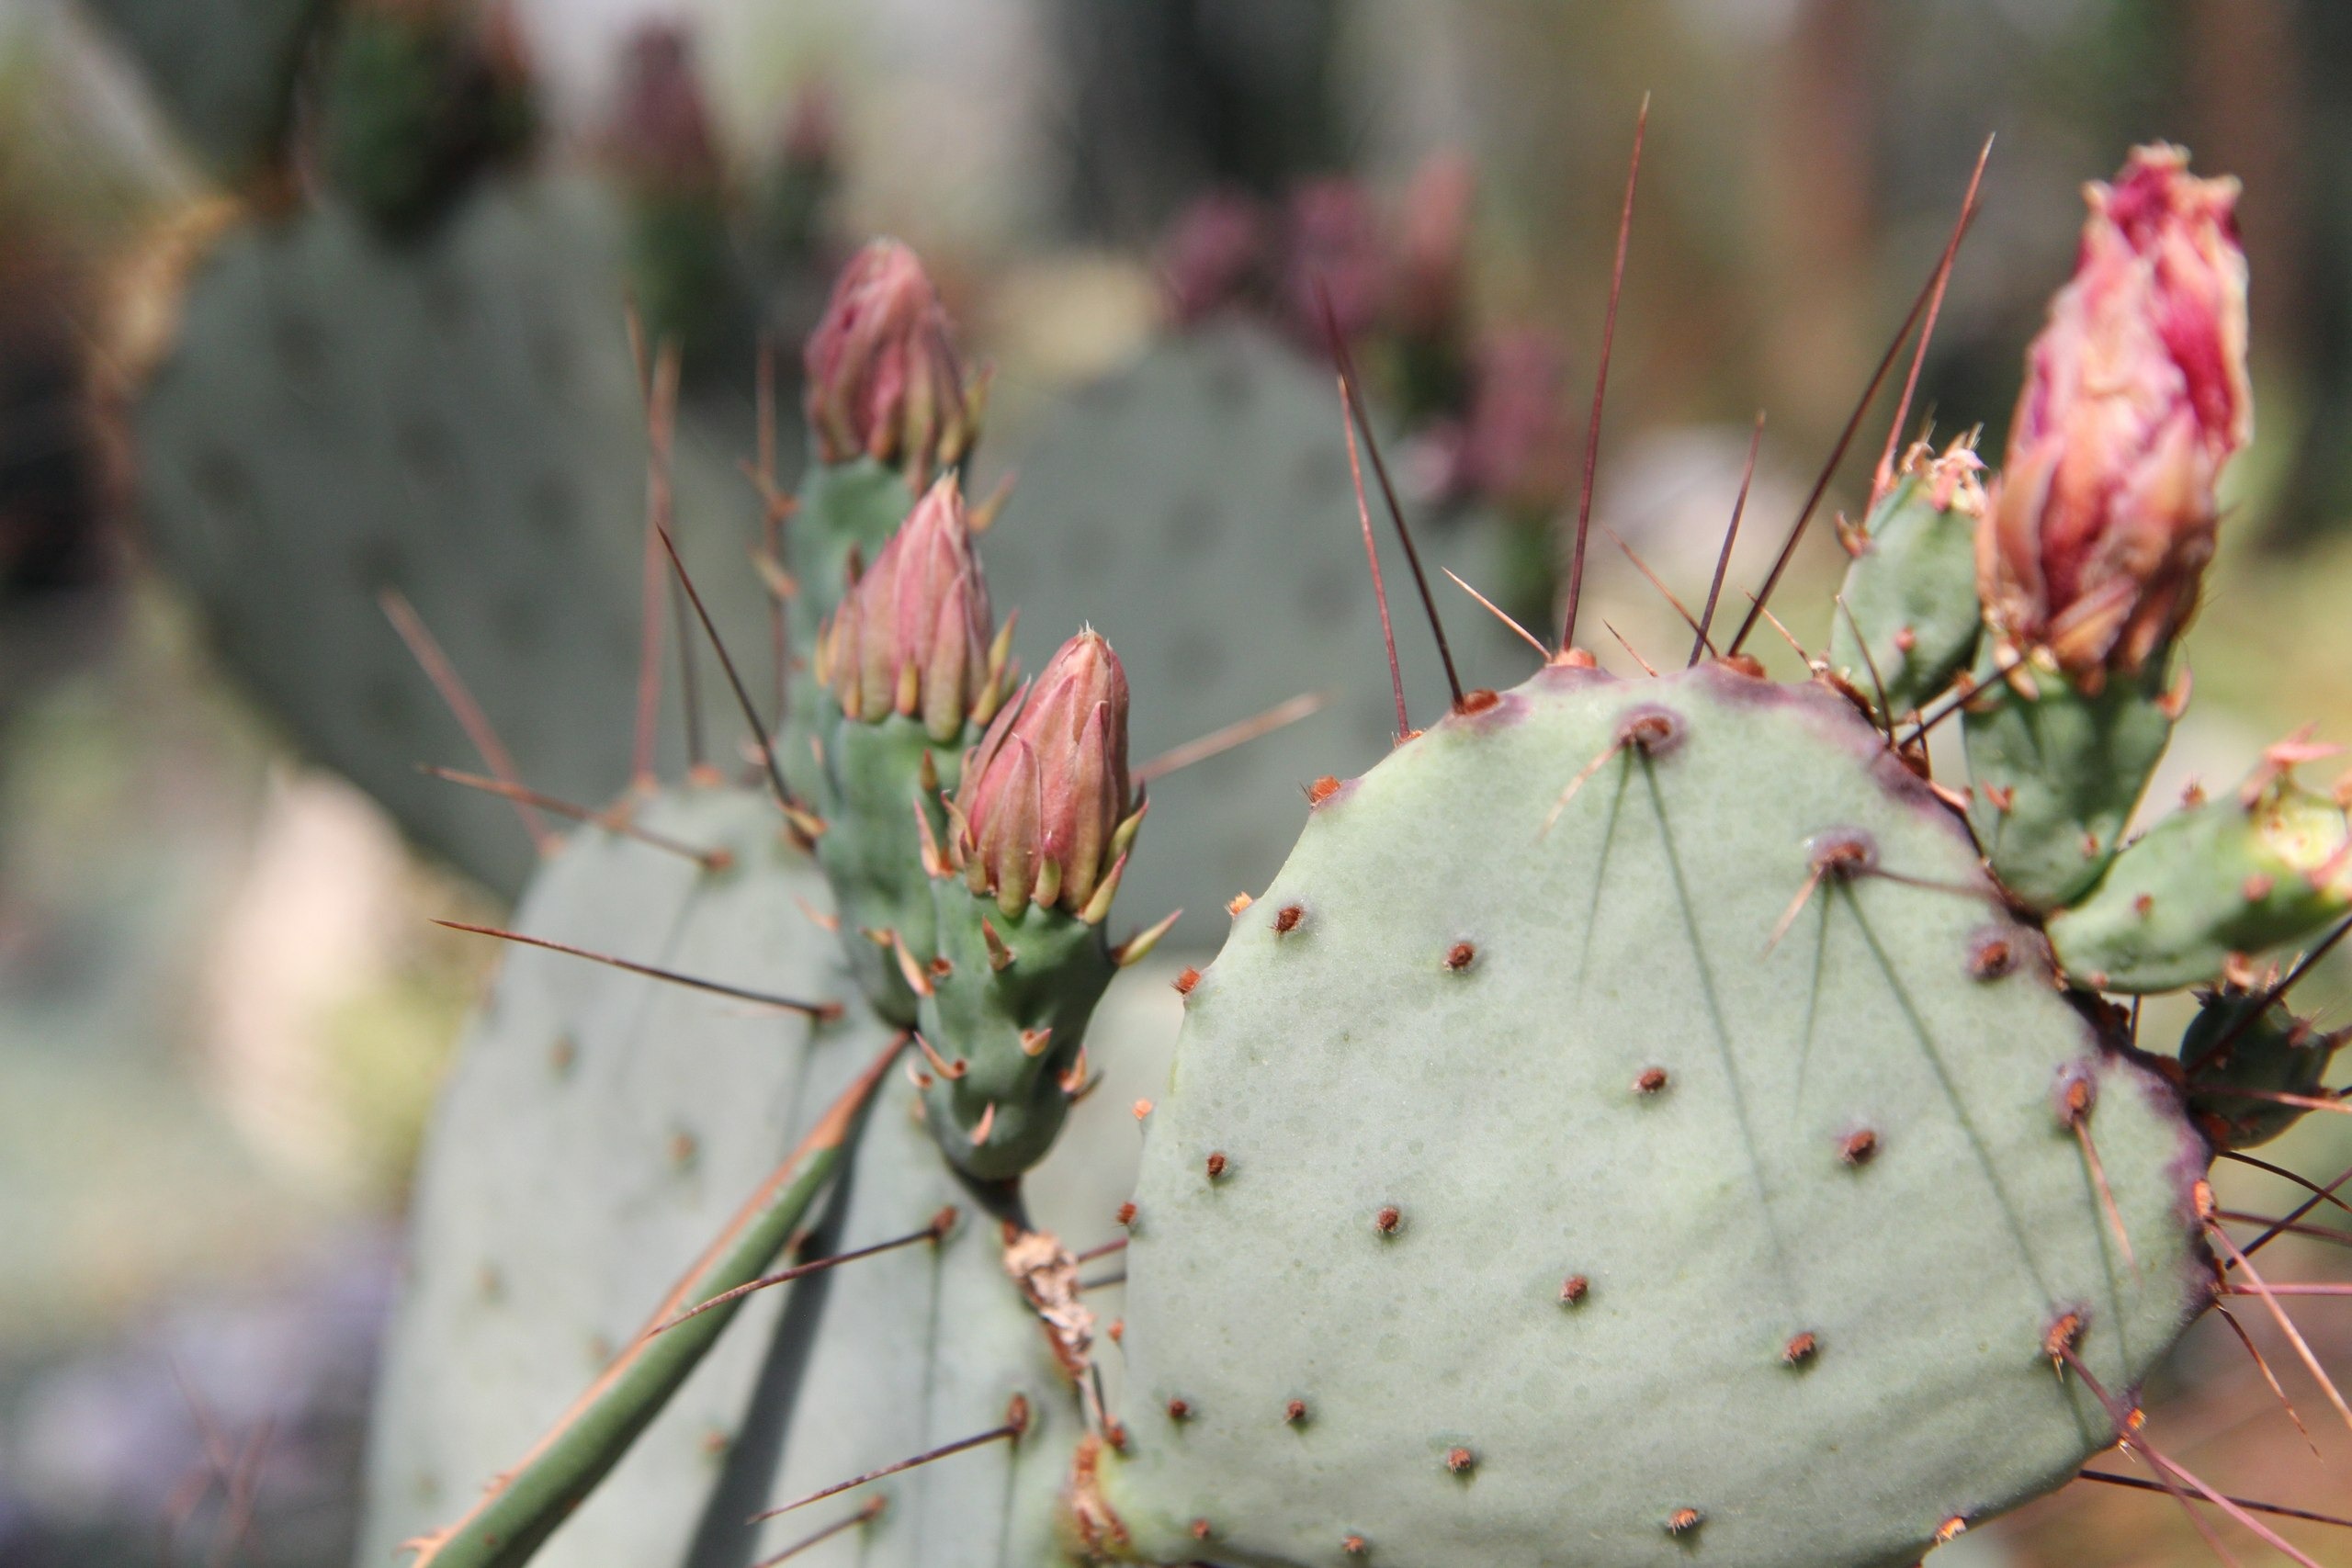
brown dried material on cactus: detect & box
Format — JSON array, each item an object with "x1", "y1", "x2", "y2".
[{"x1": 1002, "y1": 1227, "x2": 1093, "y2": 1378}]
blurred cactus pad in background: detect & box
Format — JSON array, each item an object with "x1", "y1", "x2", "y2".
[{"x1": 6, "y1": 5, "x2": 2352, "y2": 1568}]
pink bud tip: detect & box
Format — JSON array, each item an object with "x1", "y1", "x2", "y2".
[
  {"x1": 955, "y1": 629, "x2": 1135, "y2": 919},
  {"x1": 817, "y1": 477, "x2": 998, "y2": 740},
  {"x1": 804, "y1": 241, "x2": 979, "y2": 486},
  {"x1": 1982, "y1": 143, "x2": 2250, "y2": 677}
]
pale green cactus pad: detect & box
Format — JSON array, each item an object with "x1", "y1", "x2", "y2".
[
  {"x1": 133, "y1": 175, "x2": 772, "y2": 897},
  {"x1": 362, "y1": 784, "x2": 1118, "y2": 1568},
  {"x1": 358, "y1": 785, "x2": 876, "y2": 1566},
  {"x1": 1099, "y1": 662, "x2": 2211, "y2": 1568},
  {"x1": 82, "y1": 0, "x2": 325, "y2": 180}
]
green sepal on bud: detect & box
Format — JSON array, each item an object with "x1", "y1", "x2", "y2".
[
  {"x1": 1962, "y1": 647, "x2": 2178, "y2": 911},
  {"x1": 914, "y1": 629, "x2": 1147, "y2": 1179},
  {"x1": 2047, "y1": 750, "x2": 2352, "y2": 992},
  {"x1": 1827, "y1": 438, "x2": 1984, "y2": 720},
  {"x1": 2177, "y1": 986, "x2": 2346, "y2": 1151}
]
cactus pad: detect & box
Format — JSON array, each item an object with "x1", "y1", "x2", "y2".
[
  {"x1": 1098, "y1": 663, "x2": 2211, "y2": 1568},
  {"x1": 133, "y1": 176, "x2": 771, "y2": 896},
  {"x1": 979, "y1": 323, "x2": 1516, "y2": 952},
  {"x1": 359, "y1": 784, "x2": 881, "y2": 1566}
]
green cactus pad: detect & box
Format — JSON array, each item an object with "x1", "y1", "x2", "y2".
[
  {"x1": 2047, "y1": 778, "x2": 2352, "y2": 994},
  {"x1": 1963, "y1": 654, "x2": 2176, "y2": 912},
  {"x1": 724, "y1": 1065, "x2": 1089, "y2": 1568},
  {"x1": 83, "y1": 0, "x2": 326, "y2": 181},
  {"x1": 1098, "y1": 663, "x2": 2211, "y2": 1568},
  {"x1": 359, "y1": 784, "x2": 881, "y2": 1567},
  {"x1": 1826, "y1": 458, "x2": 1981, "y2": 720},
  {"x1": 133, "y1": 176, "x2": 774, "y2": 896},
  {"x1": 2177, "y1": 989, "x2": 2344, "y2": 1151},
  {"x1": 978, "y1": 324, "x2": 1521, "y2": 953}
]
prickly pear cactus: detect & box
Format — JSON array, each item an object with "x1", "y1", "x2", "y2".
[
  {"x1": 979, "y1": 322, "x2": 1516, "y2": 952},
  {"x1": 131, "y1": 175, "x2": 773, "y2": 895},
  {"x1": 358, "y1": 785, "x2": 877, "y2": 1565},
  {"x1": 1092, "y1": 664, "x2": 2211, "y2": 1568}
]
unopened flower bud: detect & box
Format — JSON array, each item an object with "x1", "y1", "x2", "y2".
[
  {"x1": 956, "y1": 631, "x2": 1136, "y2": 921},
  {"x1": 804, "y1": 240, "x2": 981, "y2": 487},
  {"x1": 817, "y1": 477, "x2": 1005, "y2": 741},
  {"x1": 605, "y1": 23, "x2": 720, "y2": 190},
  {"x1": 1981, "y1": 143, "x2": 2250, "y2": 679}
]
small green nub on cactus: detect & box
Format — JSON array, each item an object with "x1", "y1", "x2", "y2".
[
  {"x1": 956, "y1": 630, "x2": 1139, "y2": 922},
  {"x1": 2046, "y1": 756, "x2": 2352, "y2": 992},
  {"x1": 1966, "y1": 143, "x2": 2249, "y2": 910},
  {"x1": 817, "y1": 474, "x2": 1012, "y2": 742},
  {"x1": 1827, "y1": 437, "x2": 1984, "y2": 720},
  {"x1": 2177, "y1": 985, "x2": 2346, "y2": 1150},
  {"x1": 804, "y1": 239, "x2": 983, "y2": 489}
]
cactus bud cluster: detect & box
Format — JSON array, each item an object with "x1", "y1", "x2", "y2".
[
  {"x1": 815, "y1": 477, "x2": 1012, "y2": 741},
  {"x1": 1980, "y1": 143, "x2": 2250, "y2": 680},
  {"x1": 804, "y1": 240, "x2": 983, "y2": 486},
  {"x1": 953, "y1": 631, "x2": 1139, "y2": 922}
]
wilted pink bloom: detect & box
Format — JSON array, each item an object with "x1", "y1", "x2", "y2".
[
  {"x1": 1283, "y1": 179, "x2": 1390, "y2": 346},
  {"x1": 804, "y1": 240, "x2": 981, "y2": 485},
  {"x1": 605, "y1": 23, "x2": 720, "y2": 188},
  {"x1": 956, "y1": 631, "x2": 1135, "y2": 920},
  {"x1": 1981, "y1": 143, "x2": 2251, "y2": 677},
  {"x1": 819, "y1": 477, "x2": 1001, "y2": 740},
  {"x1": 1160, "y1": 191, "x2": 1272, "y2": 325}
]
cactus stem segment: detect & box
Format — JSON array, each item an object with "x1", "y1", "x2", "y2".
[
  {"x1": 1692, "y1": 412, "x2": 1765, "y2": 665},
  {"x1": 2185, "y1": 915, "x2": 2352, "y2": 1072},
  {"x1": 419, "y1": 764, "x2": 731, "y2": 871},
  {"x1": 434, "y1": 920, "x2": 842, "y2": 1020},
  {"x1": 379, "y1": 588, "x2": 558, "y2": 853},
  {"x1": 1562, "y1": 95, "x2": 1647, "y2": 656},
  {"x1": 748, "y1": 1393, "x2": 1032, "y2": 1521}
]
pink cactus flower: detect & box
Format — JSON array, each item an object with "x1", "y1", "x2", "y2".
[
  {"x1": 1160, "y1": 191, "x2": 1272, "y2": 326},
  {"x1": 1981, "y1": 143, "x2": 2251, "y2": 678}
]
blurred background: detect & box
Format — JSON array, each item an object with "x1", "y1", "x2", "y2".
[{"x1": 1, "y1": 0, "x2": 2348, "y2": 1563}]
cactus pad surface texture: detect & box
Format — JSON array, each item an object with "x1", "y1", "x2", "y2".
[
  {"x1": 134, "y1": 175, "x2": 768, "y2": 897},
  {"x1": 1100, "y1": 661, "x2": 2211, "y2": 1568}
]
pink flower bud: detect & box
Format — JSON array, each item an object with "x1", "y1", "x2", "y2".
[
  {"x1": 1395, "y1": 153, "x2": 1474, "y2": 345},
  {"x1": 605, "y1": 23, "x2": 720, "y2": 189},
  {"x1": 956, "y1": 631, "x2": 1135, "y2": 920},
  {"x1": 1159, "y1": 191, "x2": 1272, "y2": 326},
  {"x1": 1981, "y1": 143, "x2": 2251, "y2": 677},
  {"x1": 804, "y1": 241, "x2": 980, "y2": 486},
  {"x1": 818, "y1": 477, "x2": 1002, "y2": 741}
]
